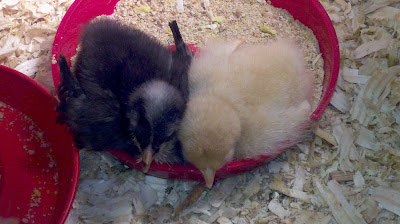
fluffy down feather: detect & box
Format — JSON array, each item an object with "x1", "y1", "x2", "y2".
[
  {"x1": 57, "y1": 18, "x2": 191, "y2": 169},
  {"x1": 179, "y1": 38, "x2": 314, "y2": 188},
  {"x1": 57, "y1": 55, "x2": 136, "y2": 152}
]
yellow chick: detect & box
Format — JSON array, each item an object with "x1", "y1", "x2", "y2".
[
  {"x1": 229, "y1": 39, "x2": 314, "y2": 159},
  {"x1": 179, "y1": 38, "x2": 314, "y2": 188},
  {"x1": 179, "y1": 94, "x2": 241, "y2": 188}
]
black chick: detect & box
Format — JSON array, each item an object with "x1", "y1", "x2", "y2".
[
  {"x1": 57, "y1": 18, "x2": 192, "y2": 170},
  {"x1": 139, "y1": 20, "x2": 193, "y2": 170},
  {"x1": 56, "y1": 55, "x2": 137, "y2": 153}
]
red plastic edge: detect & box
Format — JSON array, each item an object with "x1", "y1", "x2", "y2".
[
  {"x1": 0, "y1": 65, "x2": 80, "y2": 224},
  {"x1": 52, "y1": 0, "x2": 120, "y2": 95},
  {"x1": 51, "y1": 0, "x2": 339, "y2": 182}
]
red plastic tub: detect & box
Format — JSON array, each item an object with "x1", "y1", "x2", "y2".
[
  {"x1": 0, "y1": 66, "x2": 79, "y2": 224},
  {"x1": 51, "y1": 0, "x2": 339, "y2": 181}
]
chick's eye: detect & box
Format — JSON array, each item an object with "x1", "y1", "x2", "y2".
[
  {"x1": 164, "y1": 132, "x2": 176, "y2": 142},
  {"x1": 152, "y1": 145, "x2": 160, "y2": 153}
]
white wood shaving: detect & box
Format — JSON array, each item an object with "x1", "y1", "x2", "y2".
[
  {"x1": 316, "y1": 179, "x2": 366, "y2": 224},
  {"x1": 351, "y1": 71, "x2": 395, "y2": 126},
  {"x1": 292, "y1": 210, "x2": 333, "y2": 224},
  {"x1": 331, "y1": 89, "x2": 352, "y2": 113},
  {"x1": 267, "y1": 199, "x2": 290, "y2": 220},
  {"x1": 332, "y1": 122, "x2": 359, "y2": 171},
  {"x1": 145, "y1": 176, "x2": 168, "y2": 205},
  {"x1": 217, "y1": 216, "x2": 233, "y2": 224},
  {"x1": 371, "y1": 186, "x2": 400, "y2": 217},
  {"x1": 342, "y1": 67, "x2": 370, "y2": 84},
  {"x1": 353, "y1": 171, "x2": 365, "y2": 188},
  {"x1": 207, "y1": 176, "x2": 240, "y2": 208},
  {"x1": 14, "y1": 58, "x2": 41, "y2": 77},
  {"x1": 292, "y1": 167, "x2": 306, "y2": 191},
  {"x1": 268, "y1": 161, "x2": 290, "y2": 174},
  {"x1": 37, "y1": 3, "x2": 54, "y2": 14},
  {"x1": 176, "y1": 0, "x2": 184, "y2": 12},
  {"x1": 314, "y1": 127, "x2": 337, "y2": 145},
  {"x1": 2, "y1": 0, "x2": 20, "y2": 7},
  {"x1": 356, "y1": 127, "x2": 378, "y2": 151},
  {"x1": 361, "y1": 0, "x2": 400, "y2": 14},
  {"x1": 242, "y1": 175, "x2": 261, "y2": 198},
  {"x1": 327, "y1": 180, "x2": 368, "y2": 224},
  {"x1": 354, "y1": 37, "x2": 391, "y2": 59},
  {"x1": 0, "y1": 35, "x2": 19, "y2": 58},
  {"x1": 180, "y1": 200, "x2": 212, "y2": 217}
]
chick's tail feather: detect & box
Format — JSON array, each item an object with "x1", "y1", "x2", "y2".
[
  {"x1": 169, "y1": 20, "x2": 191, "y2": 57},
  {"x1": 168, "y1": 20, "x2": 192, "y2": 100},
  {"x1": 56, "y1": 54, "x2": 85, "y2": 125},
  {"x1": 58, "y1": 54, "x2": 84, "y2": 98}
]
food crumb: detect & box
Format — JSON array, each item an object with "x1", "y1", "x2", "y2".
[
  {"x1": 33, "y1": 188, "x2": 41, "y2": 197},
  {"x1": 53, "y1": 173, "x2": 59, "y2": 183},
  {"x1": 260, "y1": 25, "x2": 277, "y2": 34},
  {"x1": 30, "y1": 188, "x2": 41, "y2": 207}
]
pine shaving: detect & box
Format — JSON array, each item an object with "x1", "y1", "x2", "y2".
[{"x1": 371, "y1": 186, "x2": 400, "y2": 217}]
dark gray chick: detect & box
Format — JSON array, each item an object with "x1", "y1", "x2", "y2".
[
  {"x1": 57, "y1": 18, "x2": 192, "y2": 171},
  {"x1": 56, "y1": 55, "x2": 138, "y2": 153},
  {"x1": 139, "y1": 20, "x2": 193, "y2": 171}
]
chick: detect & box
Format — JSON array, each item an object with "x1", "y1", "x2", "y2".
[
  {"x1": 228, "y1": 39, "x2": 314, "y2": 159},
  {"x1": 179, "y1": 38, "x2": 314, "y2": 188},
  {"x1": 179, "y1": 94, "x2": 240, "y2": 188},
  {"x1": 127, "y1": 79, "x2": 186, "y2": 170},
  {"x1": 140, "y1": 20, "x2": 192, "y2": 171},
  {"x1": 57, "y1": 18, "x2": 191, "y2": 169},
  {"x1": 57, "y1": 55, "x2": 137, "y2": 153}
]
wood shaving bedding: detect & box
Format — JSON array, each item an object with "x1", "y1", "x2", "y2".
[
  {"x1": 0, "y1": 0, "x2": 73, "y2": 94},
  {"x1": 1, "y1": 0, "x2": 400, "y2": 224},
  {"x1": 108, "y1": 0, "x2": 324, "y2": 110}
]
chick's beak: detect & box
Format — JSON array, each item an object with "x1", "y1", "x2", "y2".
[
  {"x1": 142, "y1": 147, "x2": 154, "y2": 173},
  {"x1": 201, "y1": 168, "x2": 216, "y2": 189}
]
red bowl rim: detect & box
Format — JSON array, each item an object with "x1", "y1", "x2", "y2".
[
  {"x1": 51, "y1": 0, "x2": 339, "y2": 181},
  {"x1": 0, "y1": 65, "x2": 80, "y2": 224}
]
